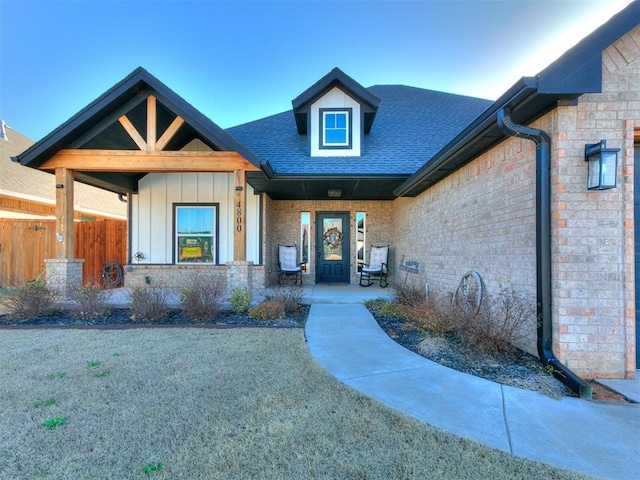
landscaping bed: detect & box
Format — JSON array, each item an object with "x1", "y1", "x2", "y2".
[
  {"x1": 368, "y1": 305, "x2": 629, "y2": 402},
  {"x1": 0, "y1": 305, "x2": 309, "y2": 329}
]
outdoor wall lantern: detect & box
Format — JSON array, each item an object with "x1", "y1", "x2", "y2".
[{"x1": 585, "y1": 140, "x2": 619, "y2": 190}]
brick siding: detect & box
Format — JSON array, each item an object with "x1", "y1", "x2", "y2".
[
  {"x1": 390, "y1": 26, "x2": 640, "y2": 378},
  {"x1": 265, "y1": 200, "x2": 393, "y2": 284}
]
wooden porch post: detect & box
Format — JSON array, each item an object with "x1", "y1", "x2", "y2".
[
  {"x1": 55, "y1": 167, "x2": 75, "y2": 259},
  {"x1": 233, "y1": 169, "x2": 246, "y2": 261}
]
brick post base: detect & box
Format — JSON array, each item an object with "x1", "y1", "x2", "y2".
[
  {"x1": 45, "y1": 259, "x2": 84, "y2": 300},
  {"x1": 226, "y1": 261, "x2": 254, "y2": 299}
]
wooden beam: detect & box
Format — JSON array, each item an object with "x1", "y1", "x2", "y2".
[
  {"x1": 147, "y1": 95, "x2": 156, "y2": 151},
  {"x1": 55, "y1": 167, "x2": 75, "y2": 259},
  {"x1": 118, "y1": 115, "x2": 147, "y2": 150},
  {"x1": 42, "y1": 149, "x2": 261, "y2": 172},
  {"x1": 156, "y1": 116, "x2": 185, "y2": 151},
  {"x1": 233, "y1": 169, "x2": 246, "y2": 261}
]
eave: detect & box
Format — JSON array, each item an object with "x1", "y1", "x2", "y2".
[{"x1": 395, "y1": 1, "x2": 640, "y2": 198}]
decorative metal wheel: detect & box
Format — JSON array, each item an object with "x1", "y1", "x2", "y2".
[
  {"x1": 102, "y1": 262, "x2": 123, "y2": 288},
  {"x1": 452, "y1": 271, "x2": 484, "y2": 315}
]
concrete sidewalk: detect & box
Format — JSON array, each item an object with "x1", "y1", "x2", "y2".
[{"x1": 305, "y1": 304, "x2": 640, "y2": 480}]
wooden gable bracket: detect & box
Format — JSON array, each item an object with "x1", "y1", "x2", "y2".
[{"x1": 118, "y1": 95, "x2": 185, "y2": 151}]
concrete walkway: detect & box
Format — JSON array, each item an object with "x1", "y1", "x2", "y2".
[{"x1": 305, "y1": 304, "x2": 640, "y2": 480}]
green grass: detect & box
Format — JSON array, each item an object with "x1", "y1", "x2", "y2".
[
  {"x1": 33, "y1": 397, "x2": 56, "y2": 408},
  {"x1": 142, "y1": 462, "x2": 163, "y2": 475},
  {"x1": 0, "y1": 329, "x2": 593, "y2": 480},
  {"x1": 41, "y1": 416, "x2": 67, "y2": 429}
]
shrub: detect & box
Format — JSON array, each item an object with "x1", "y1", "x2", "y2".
[
  {"x1": 393, "y1": 279, "x2": 426, "y2": 308},
  {"x1": 72, "y1": 283, "x2": 112, "y2": 320},
  {"x1": 364, "y1": 298, "x2": 405, "y2": 319},
  {"x1": 3, "y1": 276, "x2": 55, "y2": 321},
  {"x1": 262, "y1": 283, "x2": 304, "y2": 313},
  {"x1": 230, "y1": 287, "x2": 251, "y2": 314},
  {"x1": 248, "y1": 300, "x2": 285, "y2": 321},
  {"x1": 129, "y1": 285, "x2": 169, "y2": 322},
  {"x1": 400, "y1": 288, "x2": 456, "y2": 335},
  {"x1": 455, "y1": 288, "x2": 533, "y2": 353},
  {"x1": 180, "y1": 273, "x2": 225, "y2": 321}
]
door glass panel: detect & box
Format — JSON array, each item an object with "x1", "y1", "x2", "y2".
[{"x1": 322, "y1": 218, "x2": 343, "y2": 261}]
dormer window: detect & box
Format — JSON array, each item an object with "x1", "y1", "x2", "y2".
[{"x1": 320, "y1": 108, "x2": 352, "y2": 149}]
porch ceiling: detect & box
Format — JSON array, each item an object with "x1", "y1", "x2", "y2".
[{"x1": 246, "y1": 174, "x2": 406, "y2": 200}]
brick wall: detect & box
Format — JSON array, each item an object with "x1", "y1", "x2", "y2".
[
  {"x1": 391, "y1": 26, "x2": 640, "y2": 378},
  {"x1": 265, "y1": 200, "x2": 393, "y2": 284},
  {"x1": 549, "y1": 27, "x2": 640, "y2": 378},
  {"x1": 392, "y1": 136, "x2": 539, "y2": 355}
]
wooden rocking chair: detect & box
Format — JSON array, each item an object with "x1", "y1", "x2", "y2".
[
  {"x1": 278, "y1": 244, "x2": 303, "y2": 286},
  {"x1": 359, "y1": 244, "x2": 389, "y2": 287}
]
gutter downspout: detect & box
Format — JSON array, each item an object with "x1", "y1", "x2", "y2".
[{"x1": 497, "y1": 108, "x2": 592, "y2": 399}]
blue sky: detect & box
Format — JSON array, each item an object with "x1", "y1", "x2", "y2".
[{"x1": 0, "y1": 0, "x2": 634, "y2": 141}]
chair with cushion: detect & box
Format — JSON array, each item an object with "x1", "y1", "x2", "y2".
[
  {"x1": 278, "y1": 244, "x2": 303, "y2": 285},
  {"x1": 359, "y1": 244, "x2": 389, "y2": 287}
]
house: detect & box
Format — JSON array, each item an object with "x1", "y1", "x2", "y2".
[
  {"x1": 13, "y1": 1, "x2": 639, "y2": 386},
  {"x1": 0, "y1": 123, "x2": 127, "y2": 286},
  {"x1": 0, "y1": 122, "x2": 126, "y2": 221}
]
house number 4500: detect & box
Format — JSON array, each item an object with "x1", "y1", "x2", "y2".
[{"x1": 236, "y1": 202, "x2": 242, "y2": 232}]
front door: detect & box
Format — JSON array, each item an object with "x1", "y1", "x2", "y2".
[{"x1": 316, "y1": 212, "x2": 350, "y2": 283}]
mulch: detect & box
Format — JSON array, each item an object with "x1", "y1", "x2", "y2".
[
  {"x1": 370, "y1": 310, "x2": 631, "y2": 403},
  {"x1": 0, "y1": 306, "x2": 309, "y2": 330}
]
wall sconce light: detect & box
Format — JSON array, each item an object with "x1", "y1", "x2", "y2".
[
  {"x1": 55, "y1": 184, "x2": 64, "y2": 189},
  {"x1": 327, "y1": 189, "x2": 342, "y2": 198},
  {"x1": 585, "y1": 140, "x2": 619, "y2": 190},
  {"x1": 235, "y1": 186, "x2": 243, "y2": 191}
]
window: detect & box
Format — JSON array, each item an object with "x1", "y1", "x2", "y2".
[
  {"x1": 174, "y1": 204, "x2": 217, "y2": 264},
  {"x1": 320, "y1": 108, "x2": 351, "y2": 149},
  {"x1": 301, "y1": 212, "x2": 310, "y2": 273},
  {"x1": 356, "y1": 212, "x2": 366, "y2": 272}
]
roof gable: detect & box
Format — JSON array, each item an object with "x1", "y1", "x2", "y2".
[
  {"x1": 15, "y1": 67, "x2": 262, "y2": 170},
  {"x1": 291, "y1": 67, "x2": 381, "y2": 134},
  {"x1": 537, "y1": 1, "x2": 640, "y2": 94}
]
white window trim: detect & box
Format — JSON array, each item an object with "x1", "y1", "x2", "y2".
[{"x1": 320, "y1": 108, "x2": 352, "y2": 149}]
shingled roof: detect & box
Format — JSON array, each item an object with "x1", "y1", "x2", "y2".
[{"x1": 228, "y1": 85, "x2": 492, "y2": 177}]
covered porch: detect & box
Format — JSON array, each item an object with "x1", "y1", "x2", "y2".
[{"x1": 13, "y1": 68, "x2": 266, "y2": 299}]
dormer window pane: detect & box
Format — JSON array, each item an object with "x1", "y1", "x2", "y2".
[{"x1": 320, "y1": 109, "x2": 351, "y2": 149}]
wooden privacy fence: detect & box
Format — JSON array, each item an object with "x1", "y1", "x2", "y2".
[{"x1": 0, "y1": 220, "x2": 127, "y2": 288}]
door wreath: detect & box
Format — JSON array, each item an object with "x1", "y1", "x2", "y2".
[{"x1": 322, "y1": 227, "x2": 343, "y2": 249}]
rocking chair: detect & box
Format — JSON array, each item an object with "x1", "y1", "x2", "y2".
[
  {"x1": 278, "y1": 244, "x2": 303, "y2": 285},
  {"x1": 359, "y1": 244, "x2": 389, "y2": 287}
]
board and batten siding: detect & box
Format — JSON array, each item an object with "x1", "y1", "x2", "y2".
[{"x1": 131, "y1": 172, "x2": 261, "y2": 264}]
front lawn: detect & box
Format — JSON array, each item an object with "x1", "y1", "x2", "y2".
[{"x1": 0, "y1": 328, "x2": 591, "y2": 479}]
